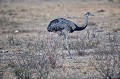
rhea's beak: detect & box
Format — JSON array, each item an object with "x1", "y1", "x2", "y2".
[{"x1": 90, "y1": 13, "x2": 94, "y2": 16}]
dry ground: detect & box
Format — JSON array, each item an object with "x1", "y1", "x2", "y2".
[{"x1": 0, "y1": 0, "x2": 120, "y2": 79}]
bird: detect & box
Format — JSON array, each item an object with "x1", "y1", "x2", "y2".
[{"x1": 47, "y1": 12, "x2": 94, "y2": 58}]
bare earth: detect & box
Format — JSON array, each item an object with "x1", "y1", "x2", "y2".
[{"x1": 0, "y1": 0, "x2": 120, "y2": 79}]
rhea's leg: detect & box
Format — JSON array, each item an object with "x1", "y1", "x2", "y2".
[
  {"x1": 54, "y1": 34, "x2": 60, "y2": 43},
  {"x1": 63, "y1": 32, "x2": 72, "y2": 59},
  {"x1": 54, "y1": 31, "x2": 62, "y2": 43},
  {"x1": 53, "y1": 34, "x2": 61, "y2": 47}
]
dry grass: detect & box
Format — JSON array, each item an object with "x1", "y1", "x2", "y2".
[{"x1": 0, "y1": 0, "x2": 120, "y2": 79}]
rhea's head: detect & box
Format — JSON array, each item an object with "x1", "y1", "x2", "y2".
[{"x1": 84, "y1": 12, "x2": 94, "y2": 16}]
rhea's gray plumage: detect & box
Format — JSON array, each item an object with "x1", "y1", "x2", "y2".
[{"x1": 47, "y1": 12, "x2": 94, "y2": 59}]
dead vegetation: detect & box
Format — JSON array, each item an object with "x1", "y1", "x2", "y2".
[
  {"x1": 0, "y1": 0, "x2": 120, "y2": 79},
  {"x1": 92, "y1": 32, "x2": 120, "y2": 79}
]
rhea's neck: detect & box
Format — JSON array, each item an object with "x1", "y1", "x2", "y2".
[
  {"x1": 75, "y1": 15, "x2": 88, "y2": 31},
  {"x1": 82, "y1": 15, "x2": 88, "y2": 27}
]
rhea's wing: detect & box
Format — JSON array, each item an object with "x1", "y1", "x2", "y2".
[
  {"x1": 47, "y1": 18, "x2": 65, "y2": 32},
  {"x1": 47, "y1": 18, "x2": 77, "y2": 32}
]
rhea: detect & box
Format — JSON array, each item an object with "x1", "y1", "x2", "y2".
[{"x1": 47, "y1": 12, "x2": 94, "y2": 58}]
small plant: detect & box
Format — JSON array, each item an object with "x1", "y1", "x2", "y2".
[
  {"x1": 9, "y1": 37, "x2": 59, "y2": 79},
  {"x1": 47, "y1": 45, "x2": 58, "y2": 69},
  {"x1": 92, "y1": 32, "x2": 120, "y2": 79},
  {"x1": 7, "y1": 35, "x2": 22, "y2": 46},
  {"x1": 0, "y1": 69, "x2": 4, "y2": 79},
  {"x1": 93, "y1": 54, "x2": 120, "y2": 79},
  {"x1": 7, "y1": 35, "x2": 15, "y2": 45}
]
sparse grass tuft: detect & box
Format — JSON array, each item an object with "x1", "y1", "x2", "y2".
[{"x1": 6, "y1": 35, "x2": 22, "y2": 46}]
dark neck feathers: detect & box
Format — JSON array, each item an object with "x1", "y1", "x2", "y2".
[
  {"x1": 74, "y1": 24, "x2": 87, "y2": 31},
  {"x1": 74, "y1": 15, "x2": 88, "y2": 31}
]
